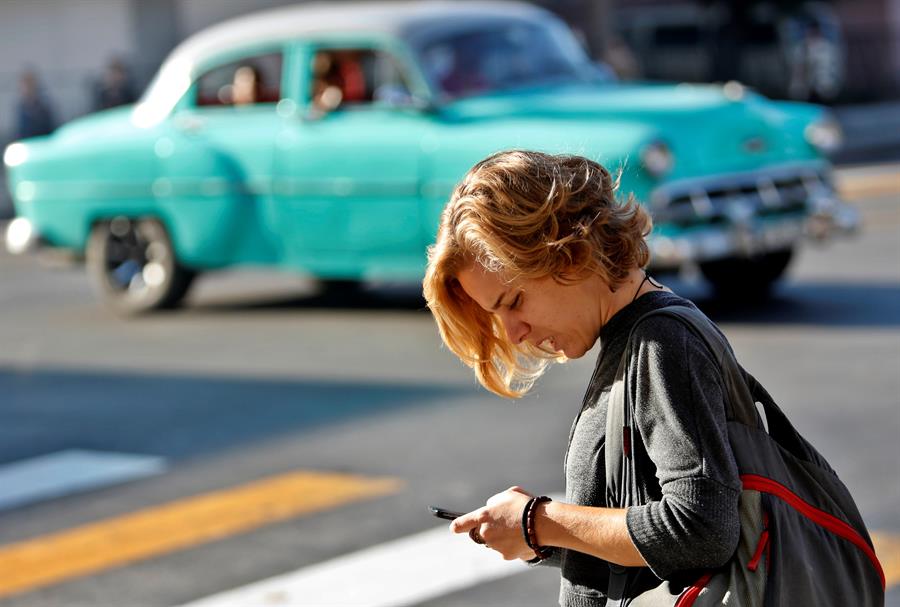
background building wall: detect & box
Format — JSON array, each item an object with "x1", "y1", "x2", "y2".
[
  {"x1": 834, "y1": 0, "x2": 900, "y2": 99},
  {"x1": 174, "y1": 0, "x2": 297, "y2": 38},
  {"x1": 0, "y1": 0, "x2": 135, "y2": 138}
]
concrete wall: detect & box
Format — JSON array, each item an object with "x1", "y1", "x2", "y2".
[
  {"x1": 175, "y1": 0, "x2": 295, "y2": 38},
  {"x1": 0, "y1": 0, "x2": 135, "y2": 139}
]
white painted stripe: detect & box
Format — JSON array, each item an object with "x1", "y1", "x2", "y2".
[
  {"x1": 182, "y1": 524, "x2": 531, "y2": 607},
  {"x1": 0, "y1": 449, "x2": 166, "y2": 510}
]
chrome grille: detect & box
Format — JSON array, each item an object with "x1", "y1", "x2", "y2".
[{"x1": 650, "y1": 165, "x2": 833, "y2": 227}]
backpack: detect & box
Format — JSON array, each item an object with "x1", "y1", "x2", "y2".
[{"x1": 602, "y1": 305, "x2": 885, "y2": 606}]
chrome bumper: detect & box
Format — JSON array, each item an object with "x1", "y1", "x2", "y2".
[{"x1": 647, "y1": 162, "x2": 861, "y2": 270}]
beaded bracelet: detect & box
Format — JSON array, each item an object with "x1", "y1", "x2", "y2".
[{"x1": 521, "y1": 495, "x2": 552, "y2": 563}]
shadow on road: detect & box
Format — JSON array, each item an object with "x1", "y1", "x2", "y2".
[
  {"x1": 692, "y1": 281, "x2": 900, "y2": 328},
  {"x1": 185, "y1": 278, "x2": 900, "y2": 328},
  {"x1": 0, "y1": 367, "x2": 470, "y2": 466}
]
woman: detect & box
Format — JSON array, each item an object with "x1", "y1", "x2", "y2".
[{"x1": 422, "y1": 150, "x2": 742, "y2": 604}]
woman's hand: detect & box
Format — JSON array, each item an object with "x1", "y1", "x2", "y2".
[{"x1": 449, "y1": 486, "x2": 537, "y2": 561}]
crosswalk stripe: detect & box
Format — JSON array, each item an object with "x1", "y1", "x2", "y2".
[
  {"x1": 873, "y1": 532, "x2": 900, "y2": 590},
  {"x1": 0, "y1": 449, "x2": 166, "y2": 511},
  {"x1": 180, "y1": 523, "x2": 530, "y2": 607},
  {"x1": 0, "y1": 470, "x2": 402, "y2": 600},
  {"x1": 836, "y1": 169, "x2": 900, "y2": 200},
  {"x1": 182, "y1": 527, "x2": 900, "y2": 606}
]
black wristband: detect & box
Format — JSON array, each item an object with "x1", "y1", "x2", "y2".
[{"x1": 521, "y1": 495, "x2": 552, "y2": 561}]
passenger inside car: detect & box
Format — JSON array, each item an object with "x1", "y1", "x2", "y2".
[
  {"x1": 195, "y1": 53, "x2": 282, "y2": 107},
  {"x1": 311, "y1": 50, "x2": 370, "y2": 112},
  {"x1": 231, "y1": 65, "x2": 261, "y2": 105}
]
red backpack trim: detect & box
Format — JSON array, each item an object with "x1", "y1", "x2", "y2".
[{"x1": 741, "y1": 474, "x2": 885, "y2": 590}]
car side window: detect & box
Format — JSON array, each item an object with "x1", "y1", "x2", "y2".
[
  {"x1": 309, "y1": 48, "x2": 413, "y2": 112},
  {"x1": 195, "y1": 52, "x2": 283, "y2": 108}
]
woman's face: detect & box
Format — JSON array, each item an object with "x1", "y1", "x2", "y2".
[{"x1": 456, "y1": 263, "x2": 606, "y2": 359}]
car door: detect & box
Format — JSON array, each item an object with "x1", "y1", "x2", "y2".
[
  {"x1": 273, "y1": 40, "x2": 433, "y2": 281},
  {"x1": 157, "y1": 48, "x2": 285, "y2": 268}
]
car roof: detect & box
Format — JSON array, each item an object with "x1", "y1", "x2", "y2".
[
  {"x1": 173, "y1": 1, "x2": 549, "y2": 66},
  {"x1": 133, "y1": 1, "x2": 552, "y2": 128}
]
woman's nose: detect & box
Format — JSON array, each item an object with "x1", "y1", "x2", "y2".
[{"x1": 502, "y1": 315, "x2": 530, "y2": 345}]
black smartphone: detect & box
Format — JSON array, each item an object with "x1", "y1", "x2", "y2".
[{"x1": 429, "y1": 505, "x2": 465, "y2": 521}]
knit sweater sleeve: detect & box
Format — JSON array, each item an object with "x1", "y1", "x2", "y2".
[{"x1": 623, "y1": 316, "x2": 741, "y2": 580}]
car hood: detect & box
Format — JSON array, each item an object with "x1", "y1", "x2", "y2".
[
  {"x1": 441, "y1": 82, "x2": 818, "y2": 177},
  {"x1": 51, "y1": 106, "x2": 140, "y2": 144},
  {"x1": 445, "y1": 82, "x2": 745, "y2": 118}
]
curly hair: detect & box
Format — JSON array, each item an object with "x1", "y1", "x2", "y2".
[{"x1": 423, "y1": 150, "x2": 652, "y2": 398}]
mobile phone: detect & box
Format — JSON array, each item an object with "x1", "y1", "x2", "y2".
[{"x1": 429, "y1": 505, "x2": 465, "y2": 521}]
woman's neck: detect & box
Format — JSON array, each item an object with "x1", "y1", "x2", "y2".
[{"x1": 598, "y1": 268, "x2": 667, "y2": 327}]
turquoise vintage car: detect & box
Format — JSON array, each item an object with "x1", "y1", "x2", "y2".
[{"x1": 4, "y1": 1, "x2": 857, "y2": 312}]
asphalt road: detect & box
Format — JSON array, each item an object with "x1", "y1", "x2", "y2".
[{"x1": 0, "y1": 181, "x2": 898, "y2": 606}]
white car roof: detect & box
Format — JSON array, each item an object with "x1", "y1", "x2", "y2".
[
  {"x1": 175, "y1": 1, "x2": 547, "y2": 67},
  {"x1": 133, "y1": 0, "x2": 550, "y2": 128}
]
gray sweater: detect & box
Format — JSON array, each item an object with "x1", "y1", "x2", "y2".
[{"x1": 549, "y1": 291, "x2": 742, "y2": 607}]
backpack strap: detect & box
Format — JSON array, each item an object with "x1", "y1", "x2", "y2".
[
  {"x1": 605, "y1": 305, "x2": 758, "y2": 509},
  {"x1": 604, "y1": 340, "x2": 641, "y2": 508}
]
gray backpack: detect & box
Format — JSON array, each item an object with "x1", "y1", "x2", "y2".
[{"x1": 603, "y1": 305, "x2": 885, "y2": 606}]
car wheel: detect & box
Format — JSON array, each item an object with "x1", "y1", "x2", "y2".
[
  {"x1": 86, "y1": 217, "x2": 196, "y2": 314},
  {"x1": 699, "y1": 248, "x2": 794, "y2": 299}
]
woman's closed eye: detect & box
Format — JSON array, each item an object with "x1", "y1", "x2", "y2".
[{"x1": 509, "y1": 293, "x2": 522, "y2": 310}]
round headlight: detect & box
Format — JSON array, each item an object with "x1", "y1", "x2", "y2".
[
  {"x1": 641, "y1": 141, "x2": 674, "y2": 178},
  {"x1": 5, "y1": 218, "x2": 35, "y2": 255},
  {"x1": 3, "y1": 142, "x2": 29, "y2": 167},
  {"x1": 805, "y1": 115, "x2": 843, "y2": 154}
]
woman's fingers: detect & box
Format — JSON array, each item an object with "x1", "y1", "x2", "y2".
[{"x1": 449, "y1": 508, "x2": 484, "y2": 534}]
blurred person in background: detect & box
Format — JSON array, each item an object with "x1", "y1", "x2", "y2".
[
  {"x1": 231, "y1": 64, "x2": 262, "y2": 105},
  {"x1": 14, "y1": 69, "x2": 56, "y2": 140},
  {"x1": 310, "y1": 49, "x2": 368, "y2": 112},
  {"x1": 788, "y1": 20, "x2": 843, "y2": 103},
  {"x1": 93, "y1": 58, "x2": 136, "y2": 111},
  {"x1": 423, "y1": 150, "x2": 743, "y2": 602},
  {"x1": 311, "y1": 50, "x2": 343, "y2": 111},
  {"x1": 333, "y1": 50, "x2": 367, "y2": 103}
]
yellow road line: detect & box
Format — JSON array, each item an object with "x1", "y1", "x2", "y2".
[
  {"x1": 873, "y1": 531, "x2": 900, "y2": 590},
  {"x1": 0, "y1": 470, "x2": 402, "y2": 599},
  {"x1": 837, "y1": 171, "x2": 900, "y2": 200}
]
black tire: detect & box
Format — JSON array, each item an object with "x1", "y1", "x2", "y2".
[
  {"x1": 320, "y1": 279, "x2": 363, "y2": 297},
  {"x1": 699, "y1": 248, "x2": 794, "y2": 299},
  {"x1": 86, "y1": 217, "x2": 196, "y2": 314}
]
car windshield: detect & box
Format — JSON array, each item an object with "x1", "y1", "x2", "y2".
[{"x1": 412, "y1": 19, "x2": 600, "y2": 100}]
